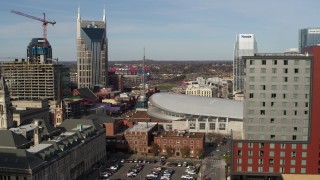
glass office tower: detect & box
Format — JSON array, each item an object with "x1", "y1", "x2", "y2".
[
  {"x1": 299, "y1": 28, "x2": 320, "y2": 52},
  {"x1": 233, "y1": 34, "x2": 258, "y2": 93}
]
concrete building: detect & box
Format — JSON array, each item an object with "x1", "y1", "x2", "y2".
[
  {"x1": 232, "y1": 47, "x2": 320, "y2": 179},
  {"x1": 0, "y1": 76, "x2": 13, "y2": 129},
  {"x1": 155, "y1": 131, "x2": 205, "y2": 158},
  {"x1": 299, "y1": 28, "x2": 320, "y2": 52},
  {"x1": 233, "y1": 34, "x2": 258, "y2": 93},
  {"x1": 0, "y1": 59, "x2": 70, "y2": 100},
  {"x1": 148, "y1": 93, "x2": 243, "y2": 136},
  {"x1": 77, "y1": 8, "x2": 108, "y2": 89}
]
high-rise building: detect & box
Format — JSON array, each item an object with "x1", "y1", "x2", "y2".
[
  {"x1": 27, "y1": 38, "x2": 53, "y2": 64},
  {"x1": 77, "y1": 8, "x2": 108, "y2": 89},
  {"x1": 233, "y1": 34, "x2": 258, "y2": 94},
  {"x1": 0, "y1": 59, "x2": 70, "y2": 100},
  {"x1": 299, "y1": 28, "x2": 320, "y2": 52},
  {"x1": 0, "y1": 75, "x2": 13, "y2": 129},
  {"x1": 231, "y1": 46, "x2": 320, "y2": 179}
]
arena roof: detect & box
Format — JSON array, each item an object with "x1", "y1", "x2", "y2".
[{"x1": 148, "y1": 93, "x2": 243, "y2": 120}]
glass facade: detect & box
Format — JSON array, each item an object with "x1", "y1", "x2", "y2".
[
  {"x1": 233, "y1": 34, "x2": 258, "y2": 93},
  {"x1": 299, "y1": 28, "x2": 320, "y2": 52}
]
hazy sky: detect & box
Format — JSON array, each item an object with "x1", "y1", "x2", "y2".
[{"x1": 0, "y1": 0, "x2": 319, "y2": 61}]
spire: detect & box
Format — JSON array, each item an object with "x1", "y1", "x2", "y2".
[
  {"x1": 103, "y1": 6, "x2": 106, "y2": 23},
  {"x1": 77, "y1": 6, "x2": 81, "y2": 21}
]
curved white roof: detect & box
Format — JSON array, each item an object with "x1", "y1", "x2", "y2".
[{"x1": 148, "y1": 93, "x2": 243, "y2": 120}]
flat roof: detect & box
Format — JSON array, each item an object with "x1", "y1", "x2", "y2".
[
  {"x1": 149, "y1": 93, "x2": 243, "y2": 120},
  {"x1": 126, "y1": 122, "x2": 157, "y2": 133},
  {"x1": 156, "y1": 131, "x2": 205, "y2": 139},
  {"x1": 282, "y1": 174, "x2": 320, "y2": 180}
]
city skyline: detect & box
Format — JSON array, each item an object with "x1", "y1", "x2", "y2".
[{"x1": 0, "y1": 0, "x2": 320, "y2": 61}]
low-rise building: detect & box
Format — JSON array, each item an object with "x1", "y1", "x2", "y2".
[
  {"x1": 124, "y1": 122, "x2": 158, "y2": 154},
  {"x1": 155, "y1": 131, "x2": 205, "y2": 158}
]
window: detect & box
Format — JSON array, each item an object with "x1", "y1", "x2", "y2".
[
  {"x1": 248, "y1": 150, "x2": 253, "y2": 156},
  {"x1": 262, "y1": 60, "x2": 266, "y2": 65},
  {"x1": 248, "y1": 143, "x2": 253, "y2": 148},
  {"x1": 260, "y1": 110, "x2": 265, "y2": 115},
  {"x1": 199, "y1": 123, "x2": 205, "y2": 130},
  {"x1": 261, "y1": 85, "x2": 266, "y2": 90},
  {"x1": 283, "y1": 94, "x2": 287, "y2": 99},
  {"x1": 249, "y1": 93, "x2": 254, "y2": 98},
  {"x1": 249, "y1": 68, "x2": 255, "y2": 73},
  {"x1": 280, "y1": 151, "x2": 285, "y2": 157},
  {"x1": 294, "y1": 60, "x2": 299, "y2": 65},
  {"x1": 280, "y1": 159, "x2": 285, "y2": 165},
  {"x1": 270, "y1": 143, "x2": 275, "y2": 149},
  {"x1": 247, "y1": 166, "x2": 252, "y2": 172},
  {"x1": 258, "y1": 159, "x2": 263, "y2": 164},
  {"x1": 284, "y1": 77, "x2": 288, "y2": 82},
  {"x1": 292, "y1": 151, "x2": 296, "y2": 157},
  {"x1": 237, "y1": 158, "x2": 242, "y2": 164},
  {"x1": 291, "y1": 160, "x2": 296, "y2": 165},
  {"x1": 273, "y1": 60, "x2": 277, "y2": 65},
  {"x1": 209, "y1": 123, "x2": 215, "y2": 130},
  {"x1": 248, "y1": 159, "x2": 253, "y2": 164},
  {"x1": 269, "y1": 158, "x2": 274, "y2": 164},
  {"x1": 301, "y1": 168, "x2": 306, "y2": 174},
  {"x1": 269, "y1": 167, "x2": 274, "y2": 173},
  {"x1": 259, "y1": 151, "x2": 264, "y2": 156},
  {"x1": 262, "y1": 102, "x2": 266, "y2": 107},
  {"x1": 249, "y1": 76, "x2": 255, "y2": 82},
  {"x1": 302, "y1": 144, "x2": 307, "y2": 150},
  {"x1": 250, "y1": 60, "x2": 254, "y2": 65},
  {"x1": 302, "y1": 152, "x2": 307, "y2": 158},
  {"x1": 270, "y1": 135, "x2": 275, "y2": 139},
  {"x1": 271, "y1": 93, "x2": 276, "y2": 98},
  {"x1": 238, "y1": 142, "x2": 242, "y2": 148},
  {"x1": 249, "y1": 85, "x2": 255, "y2": 90},
  {"x1": 283, "y1": 68, "x2": 288, "y2": 73},
  {"x1": 261, "y1": 68, "x2": 266, "y2": 73},
  {"x1": 269, "y1": 151, "x2": 274, "y2": 157},
  {"x1": 280, "y1": 167, "x2": 285, "y2": 173},
  {"x1": 237, "y1": 166, "x2": 242, "y2": 172},
  {"x1": 271, "y1": 85, "x2": 277, "y2": 90},
  {"x1": 259, "y1": 143, "x2": 264, "y2": 148},
  {"x1": 258, "y1": 167, "x2": 263, "y2": 172},
  {"x1": 290, "y1": 168, "x2": 295, "y2": 173},
  {"x1": 260, "y1": 76, "x2": 266, "y2": 82},
  {"x1": 271, "y1": 76, "x2": 277, "y2": 82},
  {"x1": 282, "y1": 85, "x2": 288, "y2": 90},
  {"x1": 281, "y1": 143, "x2": 286, "y2": 149},
  {"x1": 270, "y1": 118, "x2": 275, "y2": 123},
  {"x1": 284, "y1": 60, "x2": 288, "y2": 65},
  {"x1": 260, "y1": 93, "x2": 266, "y2": 98},
  {"x1": 283, "y1": 110, "x2": 287, "y2": 115},
  {"x1": 294, "y1": 77, "x2": 299, "y2": 82},
  {"x1": 292, "y1": 135, "x2": 297, "y2": 140},
  {"x1": 294, "y1": 68, "x2": 299, "y2": 73},
  {"x1": 301, "y1": 160, "x2": 306, "y2": 166},
  {"x1": 272, "y1": 68, "x2": 277, "y2": 73}
]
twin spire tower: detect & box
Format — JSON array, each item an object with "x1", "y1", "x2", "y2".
[{"x1": 76, "y1": 7, "x2": 108, "y2": 89}]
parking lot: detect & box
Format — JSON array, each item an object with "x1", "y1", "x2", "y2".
[{"x1": 99, "y1": 157, "x2": 200, "y2": 180}]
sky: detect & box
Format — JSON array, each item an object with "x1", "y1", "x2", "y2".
[{"x1": 0, "y1": 0, "x2": 320, "y2": 61}]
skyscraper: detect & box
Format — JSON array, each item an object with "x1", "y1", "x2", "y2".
[
  {"x1": 231, "y1": 46, "x2": 320, "y2": 179},
  {"x1": 299, "y1": 28, "x2": 320, "y2": 52},
  {"x1": 233, "y1": 34, "x2": 258, "y2": 94},
  {"x1": 77, "y1": 8, "x2": 108, "y2": 89}
]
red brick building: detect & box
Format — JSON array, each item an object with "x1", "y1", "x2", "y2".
[
  {"x1": 231, "y1": 46, "x2": 320, "y2": 179},
  {"x1": 124, "y1": 122, "x2": 158, "y2": 154},
  {"x1": 154, "y1": 131, "x2": 205, "y2": 158}
]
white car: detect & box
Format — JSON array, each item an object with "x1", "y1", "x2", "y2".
[
  {"x1": 186, "y1": 170, "x2": 196, "y2": 175},
  {"x1": 126, "y1": 172, "x2": 137, "y2": 177},
  {"x1": 181, "y1": 175, "x2": 194, "y2": 179}
]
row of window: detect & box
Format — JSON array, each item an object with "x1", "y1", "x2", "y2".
[
  {"x1": 246, "y1": 126, "x2": 308, "y2": 133},
  {"x1": 249, "y1": 109, "x2": 309, "y2": 116},
  {"x1": 249, "y1": 93, "x2": 309, "y2": 99},
  {"x1": 249, "y1": 84, "x2": 310, "y2": 91},
  {"x1": 248, "y1": 101, "x2": 309, "y2": 108},
  {"x1": 237, "y1": 142, "x2": 308, "y2": 149},
  {"x1": 236, "y1": 166, "x2": 306, "y2": 174},
  {"x1": 157, "y1": 139, "x2": 200, "y2": 144},
  {"x1": 249, "y1": 67, "x2": 310, "y2": 74},
  {"x1": 246, "y1": 118, "x2": 308, "y2": 125},
  {"x1": 236, "y1": 158, "x2": 307, "y2": 166},
  {"x1": 237, "y1": 149, "x2": 307, "y2": 158},
  {"x1": 249, "y1": 59, "x2": 310, "y2": 66},
  {"x1": 189, "y1": 122, "x2": 226, "y2": 130},
  {"x1": 245, "y1": 134, "x2": 308, "y2": 141},
  {"x1": 248, "y1": 76, "x2": 310, "y2": 82}
]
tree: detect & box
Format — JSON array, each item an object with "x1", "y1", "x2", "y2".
[
  {"x1": 165, "y1": 146, "x2": 174, "y2": 157},
  {"x1": 180, "y1": 146, "x2": 191, "y2": 158},
  {"x1": 207, "y1": 133, "x2": 215, "y2": 142},
  {"x1": 150, "y1": 142, "x2": 160, "y2": 156},
  {"x1": 195, "y1": 148, "x2": 204, "y2": 159},
  {"x1": 214, "y1": 133, "x2": 223, "y2": 145}
]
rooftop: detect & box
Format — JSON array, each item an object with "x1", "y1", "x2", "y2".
[
  {"x1": 125, "y1": 122, "x2": 157, "y2": 133},
  {"x1": 149, "y1": 93, "x2": 243, "y2": 120},
  {"x1": 156, "y1": 131, "x2": 205, "y2": 139},
  {"x1": 282, "y1": 174, "x2": 320, "y2": 180}
]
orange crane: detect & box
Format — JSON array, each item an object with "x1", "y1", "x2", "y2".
[{"x1": 11, "y1": 10, "x2": 56, "y2": 48}]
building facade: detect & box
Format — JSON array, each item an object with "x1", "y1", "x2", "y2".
[
  {"x1": 232, "y1": 47, "x2": 320, "y2": 179},
  {"x1": 299, "y1": 28, "x2": 320, "y2": 52},
  {"x1": 77, "y1": 8, "x2": 108, "y2": 89},
  {"x1": 124, "y1": 122, "x2": 158, "y2": 154},
  {"x1": 233, "y1": 34, "x2": 258, "y2": 93},
  {"x1": 154, "y1": 131, "x2": 205, "y2": 158},
  {"x1": 0, "y1": 59, "x2": 70, "y2": 100}
]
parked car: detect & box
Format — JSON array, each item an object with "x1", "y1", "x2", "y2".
[
  {"x1": 183, "y1": 162, "x2": 187, "y2": 167},
  {"x1": 181, "y1": 174, "x2": 194, "y2": 179},
  {"x1": 126, "y1": 172, "x2": 137, "y2": 177},
  {"x1": 178, "y1": 163, "x2": 182, "y2": 167}
]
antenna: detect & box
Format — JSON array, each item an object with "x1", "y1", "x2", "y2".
[{"x1": 143, "y1": 48, "x2": 146, "y2": 91}]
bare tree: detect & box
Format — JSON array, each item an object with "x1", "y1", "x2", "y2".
[
  {"x1": 150, "y1": 142, "x2": 160, "y2": 156},
  {"x1": 195, "y1": 148, "x2": 204, "y2": 159},
  {"x1": 165, "y1": 146, "x2": 174, "y2": 157},
  {"x1": 180, "y1": 146, "x2": 191, "y2": 158}
]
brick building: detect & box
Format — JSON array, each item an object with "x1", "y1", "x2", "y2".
[
  {"x1": 231, "y1": 46, "x2": 320, "y2": 179},
  {"x1": 124, "y1": 122, "x2": 158, "y2": 154},
  {"x1": 155, "y1": 131, "x2": 205, "y2": 158}
]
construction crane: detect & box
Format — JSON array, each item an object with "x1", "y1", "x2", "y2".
[{"x1": 11, "y1": 10, "x2": 56, "y2": 48}]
